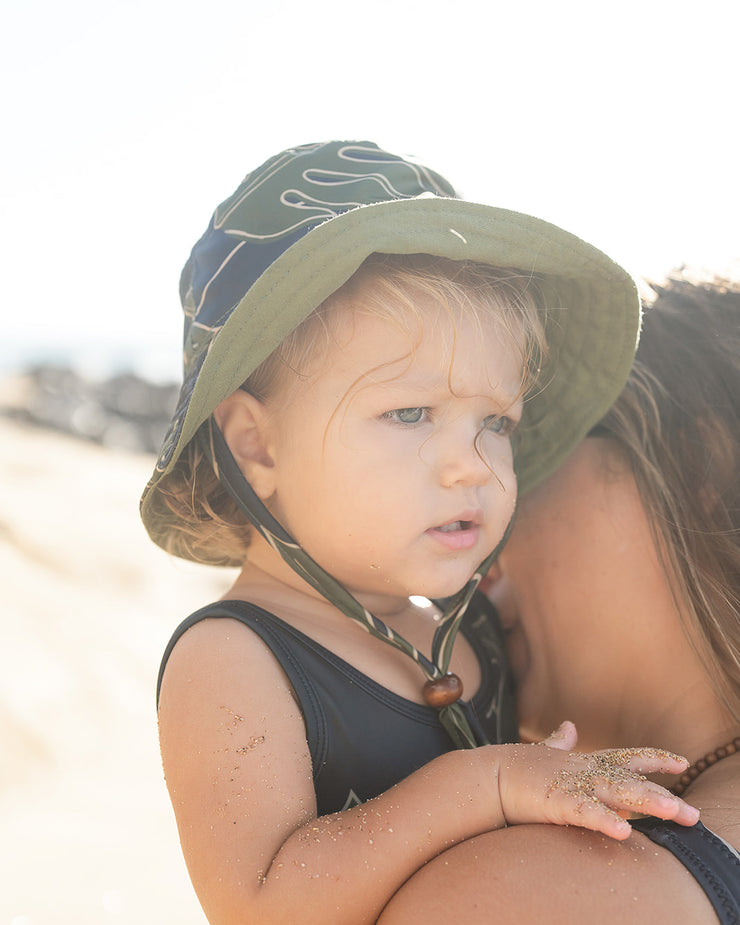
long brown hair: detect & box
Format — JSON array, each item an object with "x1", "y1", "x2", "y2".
[{"x1": 598, "y1": 274, "x2": 740, "y2": 717}]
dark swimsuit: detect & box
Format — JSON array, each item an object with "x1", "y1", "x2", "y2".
[
  {"x1": 157, "y1": 594, "x2": 517, "y2": 813},
  {"x1": 157, "y1": 597, "x2": 740, "y2": 922},
  {"x1": 631, "y1": 818, "x2": 740, "y2": 924}
]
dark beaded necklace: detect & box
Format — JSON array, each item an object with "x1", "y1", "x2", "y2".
[{"x1": 670, "y1": 736, "x2": 740, "y2": 796}]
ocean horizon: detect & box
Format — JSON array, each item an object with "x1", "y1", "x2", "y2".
[{"x1": 2, "y1": 339, "x2": 181, "y2": 384}]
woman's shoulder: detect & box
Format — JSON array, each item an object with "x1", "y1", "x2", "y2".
[
  {"x1": 489, "y1": 823, "x2": 732, "y2": 923},
  {"x1": 378, "y1": 821, "x2": 726, "y2": 925}
]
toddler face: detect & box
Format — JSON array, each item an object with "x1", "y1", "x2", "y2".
[{"x1": 261, "y1": 288, "x2": 525, "y2": 608}]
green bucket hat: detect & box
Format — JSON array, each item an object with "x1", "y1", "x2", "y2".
[
  {"x1": 141, "y1": 139, "x2": 639, "y2": 547},
  {"x1": 140, "y1": 140, "x2": 640, "y2": 749}
]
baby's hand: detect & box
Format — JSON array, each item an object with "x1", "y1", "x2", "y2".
[{"x1": 494, "y1": 723, "x2": 700, "y2": 840}]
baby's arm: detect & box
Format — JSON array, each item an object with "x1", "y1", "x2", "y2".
[{"x1": 158, "y1": 619, "x2": 696, "y2": 925}]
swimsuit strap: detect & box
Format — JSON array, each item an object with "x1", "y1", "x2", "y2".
[{"x1": 632, "y1": 818, "x2": 740, "y2": 924}]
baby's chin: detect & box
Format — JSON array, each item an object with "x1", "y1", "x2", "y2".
[
  {"x1": 351, "y1": 567, "x2": 480, "y2": 615},
  {"x1": 418, "y1": 577, "x2": 480, "y2": 604}
]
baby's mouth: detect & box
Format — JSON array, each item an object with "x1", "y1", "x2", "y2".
[
  {"x1": 436, "y1": 520, "x2": 473, "y2": 533},
  {"x1": 426, "y1": 518, "x2": 480, "y2": 550}
]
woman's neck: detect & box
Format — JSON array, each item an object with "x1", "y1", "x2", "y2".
[
  {"x1": 628, "y1": 677, "x2": 740, "y2": 796},
  {"x1": 636, "y1": 678, "x2": 739, "y2": 762}
]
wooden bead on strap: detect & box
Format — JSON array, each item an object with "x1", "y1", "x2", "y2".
[{"x1": 423, "y1": 673, "x2": 463, "y2": 708}]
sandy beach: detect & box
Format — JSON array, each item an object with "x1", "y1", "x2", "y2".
[{"x1": 0, "y1": 417, "x2": 236, "y2": 923}]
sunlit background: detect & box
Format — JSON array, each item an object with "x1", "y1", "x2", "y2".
[
  {"x1": 3, "y1": 0, "x2": 738, "y2": 381},
  {"x1": 1, "y1": 0, "x2": 737, "y2": 922}
]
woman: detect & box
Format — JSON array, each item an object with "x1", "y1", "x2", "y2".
[{"x1": 378, "y1": 274, "x2": 740, "y2": 924}]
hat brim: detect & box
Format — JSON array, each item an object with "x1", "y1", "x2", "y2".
[{"x1": 141, "y1": 196, "x2": 639, "y2": 550}]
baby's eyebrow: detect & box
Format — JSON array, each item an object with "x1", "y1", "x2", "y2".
[
  {"x1": 367, "y1": 378, "x2": 523, "y2": 408},
  {"x1": 353, "y1": 355, "x2": 525, "y2": 404}
]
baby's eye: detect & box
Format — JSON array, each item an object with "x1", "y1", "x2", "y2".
[
  {"x1": 483, "y1": 414, "x2": 517, "y2": 437},
  {"x1": 382, "y1": 407, "x2": 430, "y2": 425}
]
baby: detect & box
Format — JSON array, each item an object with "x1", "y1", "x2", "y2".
[{"x1": 143, "y1": 141, "x2": 698, "y2": 924}]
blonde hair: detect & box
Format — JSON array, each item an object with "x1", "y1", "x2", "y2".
[
  {"x1": 598, "y1": 274, "x2": 740, "y2": 718},
  {"x1": 154, "y1": 254, "x2": 547, "y2": 567}
]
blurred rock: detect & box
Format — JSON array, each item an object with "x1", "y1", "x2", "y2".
[{"x1": 0, "y1": 364, "x2": 179, "y2": 453}]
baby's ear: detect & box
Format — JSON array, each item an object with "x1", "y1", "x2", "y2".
[{"x1": 213, "y1": 391, "x2": 276, "y2": 501}]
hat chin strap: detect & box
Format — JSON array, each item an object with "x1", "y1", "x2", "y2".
[{"x1": 198, "y1": 419, "x2": 512, "y2": 749}]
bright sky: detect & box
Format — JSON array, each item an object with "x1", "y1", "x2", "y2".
[{"x1": 3, "y1": 0, "x2": 738, "y2": 379}]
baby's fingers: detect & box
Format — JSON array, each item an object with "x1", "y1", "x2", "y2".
[
  {"x1": 546, "y1": 783, "x2": 695, "y2": 841},
  {"x1": 601, "y1": 746, "x2": 689, "y2": 777},
  {"x1": 595, "y1": 777, "x2": 699, "y2": 828},
  {"x1": 550, "y1": 750, "x2": 700, "y2": 837},
  {"x1": 593, "y1": 747, "x2": 700, "y2": 824},
  {"x1": 547, "y1": 791, "x2": 633, "y2": 841}
]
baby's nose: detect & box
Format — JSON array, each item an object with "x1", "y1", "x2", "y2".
[{"x1": 437, "y1": 433, "x2": 493, "y2": 489}]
